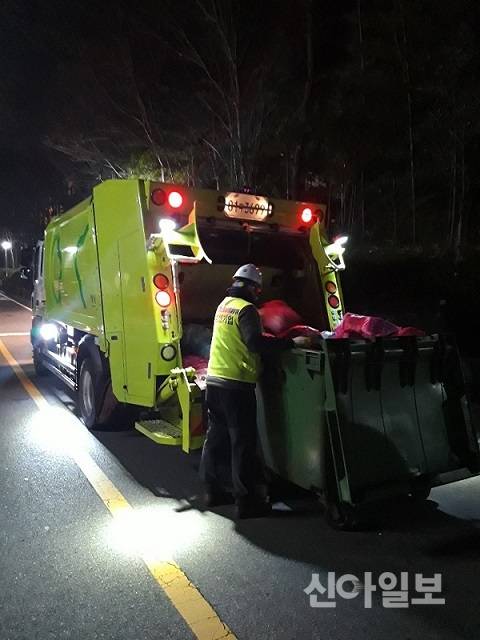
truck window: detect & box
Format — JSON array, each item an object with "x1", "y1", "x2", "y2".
[
  {"x1": 33, "y1": 246, "x2": 39, "y2": 280},
  {"x1": 199, "y1": 227, "x2": 306, "y2": 270}
]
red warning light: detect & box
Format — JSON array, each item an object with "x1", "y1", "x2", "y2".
[
  {"x1": 153, "y1": 273, "x2": 169, "y2": 290},
  {"x1": 328, "y1": 295, "x2": 340, "y2": 309},
  {"x1": 301, "y1": 207, "x2": 313, "y2": 224},
  {"x1": 325, "y1": 281, "x2": 337, "y2": 294},
  {"x1": 151, "y1": 188, "x2": 166, "y2": 206},
  {"x1": 155, "y1": 290, "x2": 172, "y2": 307},
  {"x1": 168, "y1": 191, "x2": 183, "y2": 209}
]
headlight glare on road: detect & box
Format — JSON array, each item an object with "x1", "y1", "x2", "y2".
[
  {"x1": 28, "y1": 407, "x2": 89, "y2": 456},
  {"x1": 103, "y1": 505, "x2": 205, "y2": 562}
]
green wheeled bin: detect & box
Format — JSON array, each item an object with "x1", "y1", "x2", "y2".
[{"x1": 257, "y1": 334, "x2": 480, "y2": 529}]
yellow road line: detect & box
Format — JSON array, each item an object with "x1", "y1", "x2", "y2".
[
  {"x1": 0, "y1": 340, "x2": 48, "y2": 410},
  {"x1": 0, "y1": 339, "x2": 236, "y2": 640}
]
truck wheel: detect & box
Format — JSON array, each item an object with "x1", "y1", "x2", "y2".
[
  {"x1": 33, "y1": 346, "x2": 48, "y2": 377},
  {"x1": 98, "y1": 381, "x2": 138, "y2": 429},
  {"x1": 78, "y1": 357, "x2": 109, "y2": 429},
  {"x1": 77, "y1": 356, "x2": 134, "y2": 429}
]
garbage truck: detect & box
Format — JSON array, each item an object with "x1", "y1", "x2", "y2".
[{"x1": 31, "y1": 179, "x2": 480, "y2": 528}]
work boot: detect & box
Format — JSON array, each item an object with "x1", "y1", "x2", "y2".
[
  {"x1": 203, "y1": 489, "x2": 234, "y2": 508},
  {"x1": 235, "y1": 496, "x2": 272, "y2": 519}
]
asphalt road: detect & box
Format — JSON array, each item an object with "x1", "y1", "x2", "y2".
[{"x1": 0, "y1": 292, "x2": 479, "y2": 640}]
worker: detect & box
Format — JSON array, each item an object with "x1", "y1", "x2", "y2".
[{"x1": 200, "y1": 264, "x2": 311, "y2": 519}]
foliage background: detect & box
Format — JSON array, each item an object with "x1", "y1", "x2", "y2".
[{"x1": 1, "y1": 0, "x2": 479, "y2": 254}]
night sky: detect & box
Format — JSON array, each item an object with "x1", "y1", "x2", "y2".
[
  {"x1": 0, "y1": 2, "x2": 70, "y2": 233},
  {"x1": 1, "y1": 1, "x2": 480, "y2": 249}
]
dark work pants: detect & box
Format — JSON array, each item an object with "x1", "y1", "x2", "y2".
[{"x1": 200, "y1": 384, "x2": 259, "y2": 499}]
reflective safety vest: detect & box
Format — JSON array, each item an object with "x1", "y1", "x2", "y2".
[{"x1": 208, "y1": 296, "x2": 260, "y2": 384}]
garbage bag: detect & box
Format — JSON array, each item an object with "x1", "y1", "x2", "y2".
[
  {"x1": 183, "y1": 355, "x2": 209, "y2": 371},
  {"x1": 259, "y1": 300, "x2": 302, "y2": 336},
  {"x1": 334, "y1": 312, "x2": 425, "y2": 339},
  {"x1": 334, "y1": 313, "x2": 398, "y2": 339},
  {"x1": 395, "y1": 326, "x2": 426, "y2": 337},
  {"x1": 183, "y1": 355, "x2": 209, "y2": 388},
  {"x1": 280, "y1": 324, "x2": 322, "y2": 339}
]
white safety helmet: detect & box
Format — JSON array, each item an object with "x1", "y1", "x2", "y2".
[{"x1": 233, "y1": 264, "x2": 263, "y2": 288}]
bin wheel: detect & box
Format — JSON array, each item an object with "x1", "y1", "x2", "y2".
[
  {"x1": 33, "y1": 346, "x2": 48, "y2": 377},
  {"x1": 326, "y1": 501, "x2": 362, "y2": 531},
  {"x1": 409, "y1": 483, "x2": 431, "y2": 502}
]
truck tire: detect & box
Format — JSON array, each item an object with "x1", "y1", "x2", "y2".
[
  {"x1": 77, "y1": 355, "x2": 136, "y2": 429},
  {"x1": 77, "y1": 356, "x2": 110, "y2": 429},
  {"x1": 33, "y1": 346, "x2": 48, "y2": 377}
]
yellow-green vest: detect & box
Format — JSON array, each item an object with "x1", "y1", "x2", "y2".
[{"x1": 208, "y1": 297, "x2": 260, "y2": 384}]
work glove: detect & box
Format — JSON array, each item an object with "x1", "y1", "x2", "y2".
[{"x1": 292, "y1": 336, "x2": 313, "y2": 348}]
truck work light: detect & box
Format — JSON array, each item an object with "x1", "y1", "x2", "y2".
[{"x1": 159, "y1": 218, "x2": 177, "y2": 233}]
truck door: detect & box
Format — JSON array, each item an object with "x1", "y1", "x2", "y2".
[{"x1": 117, "y1": 230, "x2": 157, "y2": 405}]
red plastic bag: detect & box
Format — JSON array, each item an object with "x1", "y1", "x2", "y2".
[
  {"x1": 396, "y1": 326, "x2": 426, "y2": 337},
  {"x1": 280, "y1": 324, "x2": 322, "y2": 339},
  {"x1": 259, "y1": 300, "x2": 302, "y2": 336},
  {"x1": 183, "y1": 355, "x2": 209, "y2": 376},
  {"x1": 334, "y1": 312, "x2": 425, "y2": 339},
  {"x1": 334, "y1": 313, "x2": 397, "y2": 339},
  {"x1": 335, "y1": 313, "x2": 399, "y2": 338},
  {"x1": 334, "y1": 313, "x2": 397, "y2": 338}
]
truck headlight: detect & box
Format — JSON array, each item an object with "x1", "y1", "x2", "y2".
[{"x1": 40, "y1": 323, "x2": 58, "y2": 342}]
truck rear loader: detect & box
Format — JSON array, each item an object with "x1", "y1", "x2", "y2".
[{"x1": 31, "y1": 179, "x2": 480, "y2": 528}]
